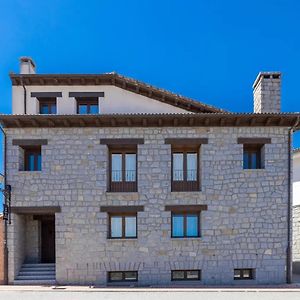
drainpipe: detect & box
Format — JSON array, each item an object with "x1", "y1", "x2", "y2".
[
  {"x1": 21, "y1": 78, "x2": 27, "y2": 114},
  {"x1": 287, "y1": 116, "x2": 300, "y2": 284},
  {"x1": 0, "y1": 126, "x2": 8, "y2": 284}
]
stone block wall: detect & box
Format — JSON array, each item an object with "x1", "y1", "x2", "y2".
[
  {"x1": 25, "y1": 216, "x2": 40, "y2": 263},
  {"x1": 6, "y1": 126, "x2": 290, "y2": 285},
  {"x1": 293, "y1": 205, "x2": 300, "y2": 273}
]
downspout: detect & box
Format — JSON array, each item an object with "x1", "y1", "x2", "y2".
[
  {"x1": 21, "y1": 77, "x2": 27, "y2": 114},
  {"x1": 0, "y1": 125, "x2": 8, "y2": 284},
  {"x1": 287, "y1": 116, "x2": 300, "y2": 284}
]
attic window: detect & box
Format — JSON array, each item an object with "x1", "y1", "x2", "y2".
[{"x1": 76, "y1": 97, "x2": 99, "y2": 114}]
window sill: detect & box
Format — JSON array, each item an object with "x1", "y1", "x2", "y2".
[
  {"x1": 18, "y1": 171, "x2": 42, "y2": 174},
  {"x1": 106, "y1": 191, "x2": 139, "y2": 195},
  {"x1": 171, "y1": 190, "x2": 202, "y2": 193},
  {"x1": 107, "y1": 238, "x2": 138, "y2": 241},
  {"x1": 171, "y1": 237, "x2": 202, "y2": 240}
]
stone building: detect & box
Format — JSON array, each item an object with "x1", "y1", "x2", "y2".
[
  {"x1": 293, "y1": 149, "x2": 300, "y2": 274},
  {"x1": 0, "y1": 57, "x2": 299, "y2": 286}
]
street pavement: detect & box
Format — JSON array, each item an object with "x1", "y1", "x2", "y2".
[{"x1": 1, "y1": 287, "x2": 300, "y2": 300}]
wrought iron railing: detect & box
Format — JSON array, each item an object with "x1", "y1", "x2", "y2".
[
  {"x1": 110, "y1": 170, "x2": 137, "y2": 192},
  {"x1": 172, "y1": 169, "x2": 199, "y2": 191}
]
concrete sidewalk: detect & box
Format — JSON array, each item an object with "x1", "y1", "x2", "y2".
[{"x1": 1, "y1": 286, "x2": 300, "y2": 300}]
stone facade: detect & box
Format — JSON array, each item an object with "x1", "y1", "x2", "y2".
[
  {"x1": 293, "y1": 205, "x2": 300, "y2": 273},
  {"x1": 6, "y1": 126, "x2": 290, "y2": 286}
]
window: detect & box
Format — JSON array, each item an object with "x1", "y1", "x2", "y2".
[
  {"x1": 172, "y1": 212, "x2": 200, "y2": 238},
  {"x1": 171, "y1": 270, "x2": 201, "y2": 281},
  {"x1": 109, "y1": 149, "x2": 137, "y2": 192},
  {"x1": 109, "y1": 214, "x2": 137, "y2": 238},
  {"x1": 39, "y1": 98, "x2": 56, "y2": 114},
  {"x1": 243, "y1": 144, "x2": 263, "y2": 169},
  {"x1": 234, "y1": 269, "x2": 254, "y2": 280},
  {"x1": 108, "y1": 271, "x2": 138, "y2": 282},
  {"x1": 76, "y1": 97, "x2": 99, "y2": 114},
  {"x1": 24, "y1": 146, "x2": 42, "y2": 171},
  {"x1": 172, "y1": 147, "x2": 199, "y2": 191}
]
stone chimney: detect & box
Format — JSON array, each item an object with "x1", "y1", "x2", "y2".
[
  {"x1": 19, "y1": 57, "x2": 36, "y2": 74},
  {"x1": 253, "y1": 72, "x2": 281, "y2": 113}
]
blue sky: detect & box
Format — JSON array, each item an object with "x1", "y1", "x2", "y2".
[{"x1": 0, "y1": 0, "x2": 299, "y2": 151}]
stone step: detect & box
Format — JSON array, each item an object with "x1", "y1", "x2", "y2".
[
  {"x1": 19, "y1": 271, "x2": 55, "y2": 276},
  {"x1": 16, "y1": 275, "x2": 56, "y2": 280},
  {"x1": 14, "y1": 279, "x2": 56, "y2": 285},
  {"x1": 22, "y1": 263, "x2": 55, "y2": 268},
  {"x1": 21, "y1": 266, "x2": 55, "y2": 271},
  {"x1": 20, "y1": 268, "x2": 55, "y2": 272}
]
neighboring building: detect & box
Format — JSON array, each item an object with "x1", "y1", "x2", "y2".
[
  {"x1": 0, "y1": 214, "x2": 4, "y2": 284},
  {"x1": 293, "y1": 149, "x2": 300, "y2": 273},
  {"x1": 0, "y1": 57, "x2": 299, "y2": 286}
]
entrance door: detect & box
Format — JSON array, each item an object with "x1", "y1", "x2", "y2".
[{"x1": 41, "y1": 217, "x2": 55, "y2": 263}]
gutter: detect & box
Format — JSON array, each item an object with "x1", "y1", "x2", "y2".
[
  {"x1": 0, "y1": 126, "x2": 8, "y2": 284},
  {"x1": 287, "y1": 116, "x2": 300, "y2": 283}
]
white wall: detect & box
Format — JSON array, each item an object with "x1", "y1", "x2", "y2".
[
  {"x1": 293, "y1": 151, "x2": 300, "y2": 206},
  {"x1": 12, "y1": 85, "x2": 189, "y2": 115}
]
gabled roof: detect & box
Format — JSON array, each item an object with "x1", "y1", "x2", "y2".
[{"x1": 9, "y1": 72, "x2": 224, "y2": 113}]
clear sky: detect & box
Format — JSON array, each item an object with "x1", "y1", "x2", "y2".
[{"x1": 0, "y1": 0, "x2": 299, "y2": 145}]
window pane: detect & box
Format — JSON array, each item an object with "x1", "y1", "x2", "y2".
[
  {"x1": 28, "y1": 154, "x2": 35, "y2": 171},
  {"x1": 186, "y1": 270, "x2": 199, "y2": 280},
  {"x1": 37, "y1": 154, "x2": 42, "y2": 171},
  {"x1": 172, "y1": 271, "x2": 184, "y2": 280},
  {"x1": 124, "y1": 271, "x2": 137, "y2": 281},
  {"x1": 89, "y1": 104, "x2": 99, "y2": 114},
  {"x1": 243, "y1": 269, "x2": 250, "y2": 278},
  {"x1": 243, "y1": 152, "x2": 249, "y2": 169},
  {"x1": 125, "y1": 216, "x2": 136, "y2": 237},
  {"x1": 125, "y1": 154, "x2": 136, "y2": 182},
  {"x1": 234, "y1": 269, "x2": 241, "y2": 279},
  {"x1": 251, "y1": 152, "x2": 257, "y2": 169},
  {"x1": 40, "y1": 104, "x2": 49, "y2": 114},
  {"x1": 50, "y1": 104, "x2": 57, "y2": 114},
  {"x1": 173, "y1": 153, "x2": 183, "y2": 181},
  {"x1": 111, "y1": 154, "x2": 122, "y2": 182},
  {"x1": 172, "y1": 215, "x2": 184, "y2": 237},
  {"x1": 78, "y1": 104, "x2": 87, "y2": 114},
  {"x1": 111, "y1": 216, "x2": 122, "y2": 238},
  {"x1": 187, "y1": 153, "x2": 197, "y2": 181},
  {"x1": 109, "y1": 272, "x2": 123, "y2": 281},
  {"x1": 186, "y1": 214, "x2": 198, "y2": 237}
]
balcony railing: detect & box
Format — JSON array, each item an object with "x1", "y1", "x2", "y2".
[
  {"x1": 110, "y1": 170, "x2": 137, "y2": 192},
  {"x1": 172, "y1": 169, "x2": 199, "y2": 192}
]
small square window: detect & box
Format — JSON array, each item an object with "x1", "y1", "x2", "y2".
[
  {"x1": 38, "y1": 98, "x2": 57, "y2": 114},
  {"x1": 109, "y1": 214, "x2": 137, "y2": 239},
  {"x1": 234, "y1": 268, "x2": 254, "y2": 280},
  {"x1": 76, "y1": 97, "x2": 99, "y2": 114},
  {"x1": 171, "y1": 270, "x2": 201, "y2": 281},
  {"x1": 172, "y1": 212, "x2": 200, "y2": 238}
]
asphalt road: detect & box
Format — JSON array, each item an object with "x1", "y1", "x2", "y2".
[{"x1": 1, "y1": 289, "x2": 300, "y2": 300}]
